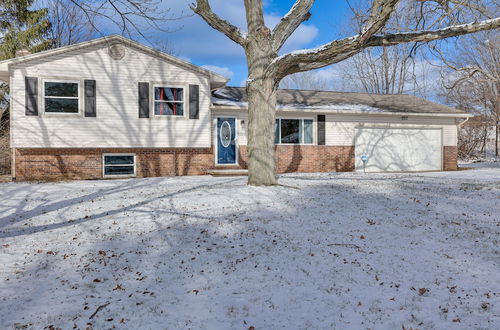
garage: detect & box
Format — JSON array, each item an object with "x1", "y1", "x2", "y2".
[{"x1": 354, "y1": 128, "x2": 442, "y2": 172}]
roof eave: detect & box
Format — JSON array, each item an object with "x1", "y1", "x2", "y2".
[{"x1": 211, "y1": 104, "x2": 472, "y2": 117}]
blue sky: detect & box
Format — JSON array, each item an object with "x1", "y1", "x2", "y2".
[{"x1": 133, "y1": 1, "x2": 354, "y2": 86}]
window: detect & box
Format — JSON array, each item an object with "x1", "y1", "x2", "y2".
[
  {"x1": 275, "y1": 119, "x2": 314, "y2": 144},
  {"x1": 154, "y1": 86, "x2": 184, "y2": 116},
  {"x1": 103, "y1": 154, "x2": 136, "y2": 177},
  {"x1": 44, "y1": 80, "x2": 79, "y2": 113}
]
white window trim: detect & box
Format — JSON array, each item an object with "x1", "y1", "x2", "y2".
[
  {"x1": 276, "y1": 117, "x2": 315, "y2": 145},
  {"x1": 151, "y1": 83, "x2": 187, "y2": 119},
  {"x1": 102, "y1": 153, "x2": 137, "y2": 178},
  {"x1": 41, "y1": 79, "x2": 82, "y2": 116}
]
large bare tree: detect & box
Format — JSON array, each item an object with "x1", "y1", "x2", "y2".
[{"x1": 190, "y1": 0, "x2": 499, "y2": 185}]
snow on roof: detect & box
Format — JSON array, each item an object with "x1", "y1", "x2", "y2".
[{"x1": 212, "y1": 87, "x2": 468, "y2": 115}]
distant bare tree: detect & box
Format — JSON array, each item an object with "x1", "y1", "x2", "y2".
[
  {"x1": 457, "y1": 116, "x2": 491, "y2": 159},
  {"x1": 67, "y1": 0, "x2": 178, "y2": 39},
  {"x1": 280, "y1": 71, "x2": 332, "y2": 90},
  {"x1": 438, "y1": 30, "x2": 499, "y2": 156},
  {"x1": 47, "y1": 0, "x2": 96, "y2": 47}
]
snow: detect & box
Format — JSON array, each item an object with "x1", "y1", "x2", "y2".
[
  {"x1": 1, "y1": 167, "x2": 499, "y2": 329},
  {"x1": 212, "y1": 97, "x2": 386, "y2": 112},
  {"x1": 212, "y1": 97, "x2": 248, "y2": 108},
  {"x1": 283, "y1": 103, "x2": 386, "y2": 112}
]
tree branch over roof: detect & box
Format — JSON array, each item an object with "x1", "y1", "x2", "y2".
[
  {"x1": 191, "y1": 0, "x2": 246, "y2": 46},
  {"x1": 270, "y1": 17, "x2": 500, "y2": 80},
  {"x1": 365, "y1": 17, "x2": 500, "y2": 46}
]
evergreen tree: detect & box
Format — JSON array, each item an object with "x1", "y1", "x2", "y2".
[{"x1": 0, "y1": 0, "x2": 51, "y2": 131}]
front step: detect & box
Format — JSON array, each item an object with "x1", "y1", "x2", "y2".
[{"x1": 208, "y1": 169, "x2": 248, "y2": 177}]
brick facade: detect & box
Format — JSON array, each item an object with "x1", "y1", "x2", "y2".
[
  {"x1": 13, "y1": 144, "x2": 456, "y2": 181},
  {"x1": 14, "y1": 148, "x2": 213, "y2": 181},
  {"x1": 237, "y1": 145, "x2": 355, "y2": 173},
  {"x1": 14, "y1": 145, "x2": 355, "y2": 181},
  {"x1": 443, "y1": 146, "x2": 458, "y2": 171}
]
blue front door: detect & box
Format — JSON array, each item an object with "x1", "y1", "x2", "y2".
[{"x1": 217, "y1": 117, "x2": 236, "y2": 164}]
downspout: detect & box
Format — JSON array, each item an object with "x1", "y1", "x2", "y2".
[
  {"x1": 457, "y1": 116, "x2": 470, "y2": 127},
  {"x1": 9, "y1": 69, "x2": 15, "y2": 180}
]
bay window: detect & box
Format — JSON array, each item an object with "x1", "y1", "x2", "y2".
[
  {"x1": 154, "y1": 86, "x2": 184, "y2": 116},
  {"x1": 275, "y1": 118, "x2": 314, "y2": 144}
]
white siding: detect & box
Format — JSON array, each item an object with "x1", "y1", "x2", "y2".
[
  {"x1": 326, "y1": 113, "x2": 457, "y2": 147},
  {"x1": 11, "y1": 43, "x2": 212, "y2": 148},
  {"x1": 211, "y1": 110, "x2": 317, "y2": 146},
  {"x1": 211, "y1": 110, "x2": 458, "y2": 147}
]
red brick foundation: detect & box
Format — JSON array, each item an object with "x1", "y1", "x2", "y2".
[
  {"x1": 14, "y1": 148, "x2": 214, "y2": 181},
  {"x1": 238, "y1": 145, "x2": 355, "y2": 173},
  {"x1": 14, "y1": 145, "x2": 355, "y2": 181},
  {"x1": 14, "y1": 144, "x2": 455, "y2": 181},
  {"x1": 443, "y1": 146, "x2": 458, "y2": 171}
]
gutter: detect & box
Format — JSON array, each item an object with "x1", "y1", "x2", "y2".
[{"x1": 211, "y1": 105, "x2": 473, "y2": 118}]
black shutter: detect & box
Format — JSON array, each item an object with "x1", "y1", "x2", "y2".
[
  {"x1": 189, "y1": 84, "x2": 199, "y2": 119},
  {"x1": 138, "y1": 82, "x2": 150, "y2": 118},
  {"x1": 25, "y1": 77, "x2": 38, "y2": 116},
  {"x1": 84, "y1": 80, "x2": 96, "y2": 117},
  {"x1": 317, "y1": 115, "x2": 325, "y2": 145}
]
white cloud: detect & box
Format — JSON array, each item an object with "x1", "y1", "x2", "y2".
[
  {"x1": 264, "y1": 15, "x2": 319, "y2": 54},
  {"x1": 142, "y1": 1, "x2": 319, "y2": 61},
  {"x1": 201, "y1": 65, "x2": 234, "y2": 78}
]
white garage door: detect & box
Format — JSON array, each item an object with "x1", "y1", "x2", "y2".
[{"x1": 355, "y1": 128, "x2": 442, "y2": 172}]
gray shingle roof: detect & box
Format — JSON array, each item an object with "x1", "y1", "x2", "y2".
[{"x1": 212, "y1": 86, "x2": 466, "y2": 115}]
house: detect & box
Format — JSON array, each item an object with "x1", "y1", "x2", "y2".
[{"x1": 0, "y1": 35, "x2": 470, "y2": 181}]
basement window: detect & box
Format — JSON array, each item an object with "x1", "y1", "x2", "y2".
[
  {"x1": 44, "y1": 80, "x2": 80, "y2": 113},
  {"x1": 275, "y1": 118, "x2": 314, "y2": 144},
  {"x1": 103, "y1": 154, "x2": 136, "y2": 177}
]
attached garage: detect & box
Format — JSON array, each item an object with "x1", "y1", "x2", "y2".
[{"x1": 354, "y1": 128, "x2": 443, "y2": 172}]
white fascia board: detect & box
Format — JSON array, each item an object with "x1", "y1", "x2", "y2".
[{"x1": 210, "y1": 105, "x2": 473, "y2": 118}]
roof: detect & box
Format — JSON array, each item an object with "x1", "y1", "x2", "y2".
[
  {"x1": 0, "y1": 35, "x2": 229, "y2": 87},
  {"x1": 212, "y1": 87, "x2": 469, "y2": 116}
]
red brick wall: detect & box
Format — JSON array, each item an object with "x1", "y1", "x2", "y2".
[
  {"x1": 14, "y1": 144, "x2": 455, "y2": 181},
  {"x1": 14, "y1": 148, "x2": 213, "y2": 181},
  {"x1": 443, "y1": 146, "x2": 458, "y2": 171},
  {"x1": 14, "y1": 145, "x2": 355, "y2": 181},
  {"x1": 238, "y1": 145, "x2": 355, "y2": 173}
]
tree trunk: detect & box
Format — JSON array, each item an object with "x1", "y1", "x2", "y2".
[
  {"x1": 244, "y1": 20, "x2": 278, "y2": 186},
  {"x1": 246, "y1": 77, "x2": 277, "y2": 185}
]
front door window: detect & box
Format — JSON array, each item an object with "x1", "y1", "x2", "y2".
[{"x1": 217, "y1": 118, "x2": 236, "y2": 164}]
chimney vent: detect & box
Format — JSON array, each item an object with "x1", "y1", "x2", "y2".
[{"x1": 15, "y1": 49, "x2": 31, "y2": 57}]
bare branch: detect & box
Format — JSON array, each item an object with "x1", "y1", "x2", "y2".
[
  {"x1": 271, "y1": 0, "x2": 314, "y2": 52},
  {"x1": 191, "y1": 0, "x2": 246, "y2": 46},
  {"x1": 358, "y1": 0, "x2": 400, "y2": 43},
  {"x1": 365, "y1": 17, "x2": 500, "y2": 46},
  {"x1": 67, "y1": 0, "x2": 179, "y2": 41},
  {"x1": 271, "y1": 17, "x2": 500, "y2": 79}
]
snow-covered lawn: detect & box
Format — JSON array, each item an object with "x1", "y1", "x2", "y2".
[{"x1": 0, "y1": 167, "x2": 499, "y2": 329}]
